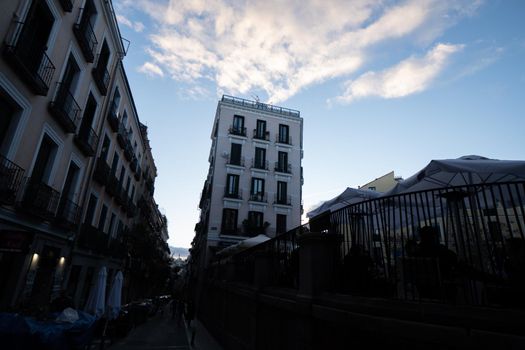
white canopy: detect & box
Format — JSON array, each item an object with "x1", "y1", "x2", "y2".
[
  {"x1": 106, "y1": 270, "x2": 123, "y2": 320},
  {"x1": 84, "y1": 266, "x2": 107, "y2": 318},
  {"x1": 307, "y1": 187, "x2": 381, "y2": 218},
  {"x1": 216, "y1": 234, "x2": 271, "y2": 257},
  {"x1": 383, "y1": 155, "x2": 525, "y2": 196}
]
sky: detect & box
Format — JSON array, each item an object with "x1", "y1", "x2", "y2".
[{"x1": 112, "y1": 0, "x2": 525, "y2": 248}]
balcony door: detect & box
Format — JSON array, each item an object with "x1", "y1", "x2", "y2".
[
  {"x1": 79, "y1": 0, "x2": 97, "y2": 29},
  {"x1": 278, "y1": 151, "x2": 288, "y2": 171},
  {"x1": 277, "y1": 181, "x2": 287, "y2": 203},
  {"x1": 31, "y1": 134, "x2": 57, "y2": 184},
  {"x1": 230, "y1": 143, "x2": 241, "y2": 165},
  {"x1": 278, "y1": 124, "x2": 289, "y2": 143},
  {"x1": 251, "y1": 178, "x2": 264, "y2": 201},
  {"x1": 0, "y1": 95, "x2": 17, "y2": 155},
  {"x1": 254, "y1": 147, "x2": 266, "y2": 168},
  {"x1": 233, "y1": 115, "x2": 244, "y2": 132},
  {"x1": 256, "y1": 120, "x2": 266, "y2": 138},
  {"x1": 96, "y1": 40, "x2": 110, "y2": 73},
  {"x1": 79, "y1": 93, "x2": 97, "y2": 134},
  {"x1": 222, "y1": 208, "x2": 238, "y2": 235},
  {"x1": 17, "y1": 0, "x2": 54, "y2": 72},
  {"x1": 226, "y1": 174, "x2": 239, "y2": 197},
  {"x1": 61, "y1": 162, "x2": 80, "y2": 202}
]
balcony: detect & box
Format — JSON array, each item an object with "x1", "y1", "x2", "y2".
[
  {"x1": 0, "y1": 155, "x2": 25, "y2": 205},
  {"x1": 74, "y1": 126, "x2": 99, "y2": 157},
  {"x1": 275, "y1": 162, "x2": 292, "y2": 174},
  {"x1": 276, "y1": 134, "x2": 292, "y2": 145},
  {"x1": 114, "y1": 186, "x2": 126, "y2": 207},
  {"x1": 274, "y1": 194, "x2": 292, "y2": 206},
  {"x1": 3, "y1": 21, "x2": 56, "y2": 96},
  {"x1": 221, "y1": 227, "x2": 241, "y2": 236},
  {"x1": 77, "y1": 223, "x2": 109, "y2": 252},
  {"x1": 134, "y1": 165, "x2": 141, "y2": 181},
  {"x1": 20, "y1": 179, "x2": 60, "y2": 219},
  {"x1": 251, "y1": 159, "x2": 269, "y2": 171},
  {"x1": 58, "y1": 0, "x2": 74, "y2": 12},
  {"x1": 48, "y1": 82, "x2": 81, "y2": 133},
  {"x1": 127, "y1": 200, "x2": 137, "y2": 218},
  {"x1": 73, "y1": 11, "x2": 97, "y2": 63},
  {"x1": 227, "y1": 155, "x2": 244, "y2": 167},
  {"x1": 55, "y1": 198, "x2": 80, "y2": 230},
  {"x1": 249, "y1": 192, "x2": 267, "y2": 203},
  {"x1": 253, "y1": 129, "x2": 270, "y2": 141},
  {"x1": 117, "y1": 124, "x2": 127, "y2": 149},
  {"x1": 130, "y1": 157, "x2": 138, "y2": 173},
  {"x1": 92, "y1": 62, "x2": 110, "y2": 96},
  {"x1": 228, "y1": 126, "x2": 246, "y2": 137},
  {"x1": 123, "y1": 143, "x2": 133, "y2": 161},
  {"x1": 224, "y1": 189, "x2": 242, "y2": 200},
  {"x1": 105, "y1": 174, "x2": 118, "y2": 197},
  {"x1": 107, "y1": 108, "x2": 119, "y2": 132},
  {"x1": 93, "y1": 158, "x2": 110, "y2": 186}
]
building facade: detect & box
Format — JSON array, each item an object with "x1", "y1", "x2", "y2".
[
  {"x1": 193, "y1": 95, "x2": 303, "y2": 266},
  {"x1": 0, "y1": 0, "x2": 168, "y2": 310}
]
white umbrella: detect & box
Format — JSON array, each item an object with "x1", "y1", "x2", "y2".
[
  {"x1": 307, "y1": 187, "x2": 381, "y2": 218},
  {"x1": 84, "y1": 266, "x2": 107, "y2": 317},
  {"x1": 216, "y1": 234, "x2": 271, "y2": 257},
  {"x1": 106, "y1": 271, "x2": 123, "y2": 320}
]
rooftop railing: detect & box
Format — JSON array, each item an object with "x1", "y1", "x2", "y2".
[{"x1": 221, "y1": 95, "x2": 300, "y2": 118}]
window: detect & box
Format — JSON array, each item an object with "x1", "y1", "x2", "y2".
[
  {"x1": 276, "y1": 214, "x2": 287, "y2": 234},
  {"x1": 78, "y1": 93, "x2": 97, "y2": 137},
  {"x1": 277, "y1": 181, "x2": 288, "y2": 204},
  {"x1": 92, "y1": 40, "x2": 111, "y2": 94},
  {"x1": 98, "y1": 204, "x2": 108, "y2": 232},
  {"x1": 368, "y1": 186, "x2": 376, "y2": 191},
  {"x1": 110, "y1": 152, "x2": 119, "y2": 176},
  {"x1": 248, "y1": 211, "x2": 264, "y2": 228},
  {"x1": 84, "y1": 194, "x2": 98, "y2": 225},
  {"x1": 31, "y1": 134, "x2": 58, "y2": 184},
  {"x1": 230, "y1": 143, "x2": 242, "y2": 165},
  {"x1": 250, "y1": 178, "x2": 265, "y2": 201},
  {"x1": 110, "y1": 87, "x2": 120, "y2": 115},
  {"x1": 100, "y1": 136, "x2": 110, "y2": 161},
  {"x1": 0, "y1": 93, "x2": 18, "y2": 154},
  {"x1": 278, "y1": 124, "x2": 289, "y2": 144},
  {"x1": 221, "y1": 208, "x2": 238, "y2": 234},
  {"x1": 225, "y1": 174, "x2": 239, "y2": 198},
  {"x1": 61, "y1": 162, "x2": 80, "y2": 201},
  {"x1": 118, "y1": 166, "x2": 125, "y2": 187},
  {"x1": 108, "y1": 213, "x2": 116, "y2": 237},
  {"x1": 231, "y1": 115, "x2": 245, "y2": 136},
  {"x1": 254, "y1": 147, "x2": 266, "y2": 169},
  {"x1": 255, "y1": 120, "x2": 267, "y2": 139},
  {"x1": 277, "y1": 151, "x2": 288, "y2": 172}
]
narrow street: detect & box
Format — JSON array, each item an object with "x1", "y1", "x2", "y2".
[{"x1": 109, "y1": 303, "x2": 222, "y2": 350}]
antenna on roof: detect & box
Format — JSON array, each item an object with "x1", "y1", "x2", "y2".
[{"x1": 251, "y1": 94, "x2": 260, "y2": 103}]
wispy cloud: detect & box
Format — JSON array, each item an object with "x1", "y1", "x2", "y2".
[
  {"x1": 116, "y1": 14, "x2": 145, "y2": 32},
  {"x1": 335, "y1": 43, "x2": 463, "y2": 103},
  {"x1": 117, "y1": 0, "x2": 482, "y2": 103},
  {"x1": 137, "y1": 62, "x2": 164, "y2": 77}
]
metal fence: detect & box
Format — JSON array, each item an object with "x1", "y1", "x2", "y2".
[{"x1": 329, "y1": 181, "x2": 525, "y2": 306}]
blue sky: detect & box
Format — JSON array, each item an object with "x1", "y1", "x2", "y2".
[{"x1": 113, "y1": 0, "x2": 525, "y2": 248}]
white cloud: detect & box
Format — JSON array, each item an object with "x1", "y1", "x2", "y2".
[
  {"x1": 335, "y1": 43, "x2": 463, "y2": 103},
  {"x1": 117, "y1": 0, "x2": 482, "y2": 102},
  {"x1": 116, "y1": 14, "x2": 145, "y2": 32},
  {"x1": 137, "y1": 62, "x2": 164, "y2": 77}
]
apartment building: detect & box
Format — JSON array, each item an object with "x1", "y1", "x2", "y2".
[
  {"x1": 0, "y1": 0, "x2": 168, "y2": 310},
  {"x1": 193, "y1": 95, "x2": 303, "y2": 266}
]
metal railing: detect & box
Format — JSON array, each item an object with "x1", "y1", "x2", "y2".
[
  {"x1": 20, "y1": 179, "x2": 61, "y2": 219},
  {"x1": 107, "y1": 108, "x2": 120, "y2": 132},
  {"x1": 3, "y1": 20, "x2": 56, "y2": 95},
  {"x1": 55, "y1": 198, "x2": 80, "y2": 229},
  {"x1": 274, "y1": 162, "x2": 292, "y2": 174},
  {"x1": 224, "y1": 188, "x2": 243, "y2": 200},
  {"x1": 0, "y1": 155, "x2": 25, "y2": 205},
  {"x1": 73, "y1": 9, "x2": 98, "y2": 62},
  {"x1": 49, "y1": 82, "x2": 81, "y2": 133},
  {"x1": 92, "y1": 59, "x2": 110, "y2": 95},
  {"x1": 251, "y1": 159, "x2": 268, "y2": 170},
  {"x1": 276, "y1": 134, "x2": 292, "y2": 145},
  {"x1": 78, "y1": 223, "x2": 109, "y2": 252},
  {"x1": 93, "y1": 157, "x2": 110, "y2": 186},
  {"x1": 274, "y1": 194, "x2": 291, "y2": 206},
  {"x1": 253, "y1": 129, "x2": 270, "y2": 141},
  {"x1": 228, "y1": 125, "x2": 246, "y2": 137},
  {"x1": 221, "y1": 95, "x2": 300, "y2": 118},
  {"x1": 249, "y1": 192, "x2": 267, "y2": 203},
  {"x1": 227, "y1": 155, "x2": 244, "y2": 167},
  {"x1": 75, "y1": 125, "x2": 99, "y2": 156}
]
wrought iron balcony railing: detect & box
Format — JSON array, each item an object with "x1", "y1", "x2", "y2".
[
  {"x1": 107, "y1": 108, "x2": 120, "y2": 132},
  {"x1": 55, "y1": 197, "x2": 80, "y2": 230},
  {"x1": 252, "y1": 159, "x2": 269, "y2": 170},
  {"x1": 276, "y1": 134, "x2": 292, "y2": 145},
  {"x1": 227, "y1": 155, "x2": 244, "y2": 167},
  {"x1": 274, "y1": 162, "x2": 292, "y2": 174},
  {"x1": 48, "y1": 82, "x2": 81, "y2": 133},
  {"x1": 228, "y1": 125, "x2": 246, "y2": 137},
  {"x1": 73, "y1": 9, "x2": 97, "y2": 63},
  {"x1": 93, "y1": 157, "x2": 110, "y2": 186},
  {"x1": 117, "y1": 124, "x2": 127, "y2": 148},
  {"x1": 0, "y1": 155, "x2": 25, "y2": 205},
  {"x1": 249, "y1": 192, "x2": 267, "y2": 203},
  {"x1": 123, "y1": 143, "x2": 133, "y2": 161},
  {"x1": 221, "y1": 226, "x2": 241, "y2": 236},
  {"x1": 3, "y1": 21, "x2": 56, "y2": 95},
  {"x1": 274, "y1": 194, "x2": 292, "y2": 206},
  {"x1": 253, "y1": 129, "x2": 270, "y2": 141},
  {"x1": 92, "y1": 58, "x2": 110, "y2": 95},
  {"x1": 127, "y1": 200, "x2": 137, "y2": 218},
  {"x1": 74, "y1": 126, "x2": 99, "y2": 157},
  {"x1": 20, "y1": 179, "x2": 61, "y2": 219},
  {"x1": 77, "y1": 223, "x2": 109, "y2": 252},
  {"x1": 105, "y1": 174, "x2": 119, "y2": 197},
  {"x1": 224, "y1": 188, "x2": 242, "y2": 200}
]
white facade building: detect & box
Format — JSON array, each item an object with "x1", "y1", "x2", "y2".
[{"x1": 196, "y1": 95, "x2": 303, "y2": 260}]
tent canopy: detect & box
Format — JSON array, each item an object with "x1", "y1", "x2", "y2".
[
  {"x1": 216, "y1": 234, "x2": 271, "y2": 258},
  {"x1": 384, "y1": 155, "x2": 525, "y2": 196},
  {"x1": 307, "y1": 187, "x2": 381, "y2": 218}
]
